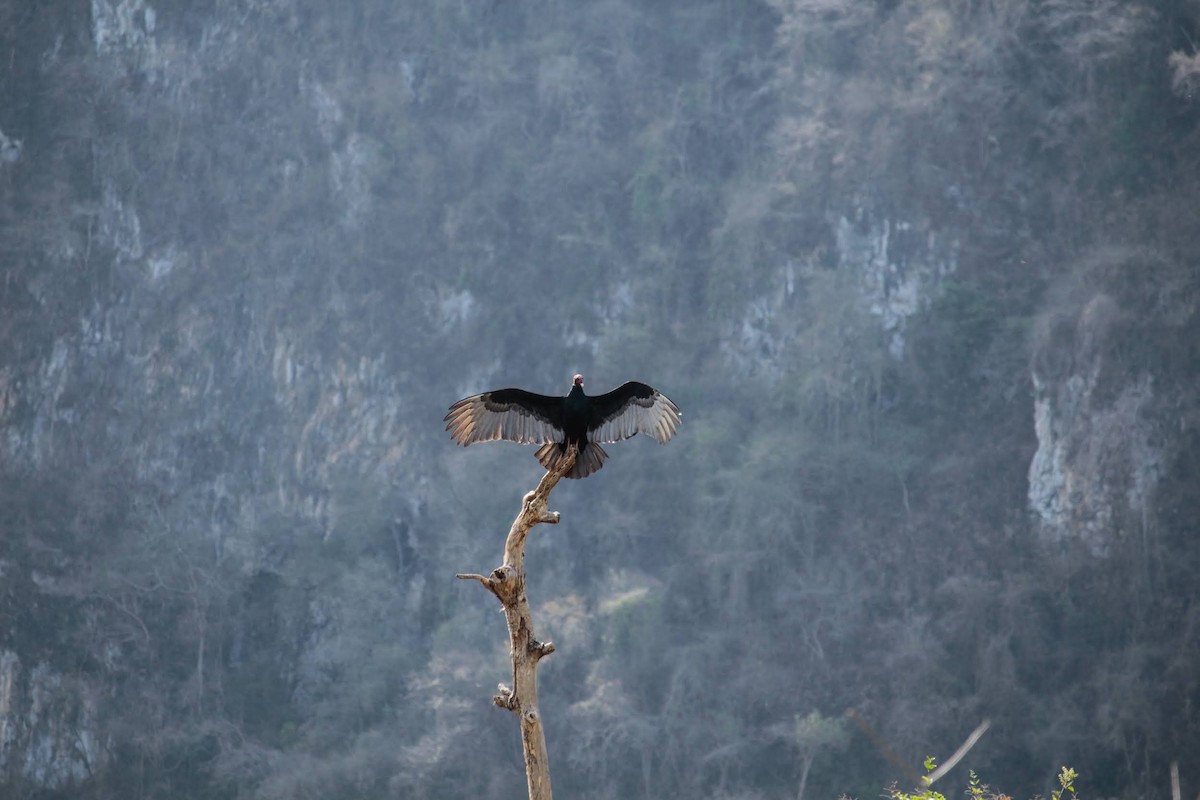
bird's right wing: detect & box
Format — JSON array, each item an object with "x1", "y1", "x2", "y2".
[
  {"x1": 445, "y1": 388, "x2": 564, "y2": 446},
  {"x1": 587, "y1": 382, "x2": 682, "y2": 444}
]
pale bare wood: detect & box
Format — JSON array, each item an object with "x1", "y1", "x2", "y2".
[
  {"x1": 456, "y1": 444, "x2": 577, "y2": 800},
  {"x1": 926, "y1": 719, "x2": 991, "y2": 785}
]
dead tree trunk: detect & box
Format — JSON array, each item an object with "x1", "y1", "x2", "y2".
[{"x1": 456, "y1": 445, "x2": 577, "y2": 800}]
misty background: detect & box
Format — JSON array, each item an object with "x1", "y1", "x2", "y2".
[{"x1": 2, "y1": 1, "x2": 1199, "y2": 798}]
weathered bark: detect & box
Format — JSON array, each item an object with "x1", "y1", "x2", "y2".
[{"x1": 456, "y1": 445, "x2": 577, "y2": 800}]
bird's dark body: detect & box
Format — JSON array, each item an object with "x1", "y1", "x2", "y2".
[
  {"x1": 445, "y1": 376, "x2": 681, "y2": 478},
  {"x1": 561, "y1": 383, "x2": 590, "y2": 445}
]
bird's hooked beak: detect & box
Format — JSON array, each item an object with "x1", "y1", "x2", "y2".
[{"x1": 573, "y1": 374, "x2": 584, "y2": 387}]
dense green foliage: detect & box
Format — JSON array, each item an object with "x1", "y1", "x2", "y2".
[{"x1": 1, "y1": 1, "x2": 1199, "y2": 798}]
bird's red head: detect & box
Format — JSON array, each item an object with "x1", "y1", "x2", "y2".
[{"x1": 573, "y1": 374, "x2": 584, "y2": 387}]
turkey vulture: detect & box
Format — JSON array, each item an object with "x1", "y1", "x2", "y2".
[{"x1": 445, "y1": 375, "x2": 682, "y2": 478}]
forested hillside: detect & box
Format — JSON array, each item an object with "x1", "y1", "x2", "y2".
[{"x1": 1, "y1": 1, "x2": 1199, "y2": 798}]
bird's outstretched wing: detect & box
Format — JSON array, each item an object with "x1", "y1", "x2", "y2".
[
  {"x1": 444, "y1": 388, "x2": 564, "y2": 446},
  {"x1": 587, "y1": 382, "x2": 682, "y2": 444}
]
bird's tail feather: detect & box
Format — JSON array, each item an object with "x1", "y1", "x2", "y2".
[{"x1": 535, "y1": 442, "x2": 607, "y2": 478}]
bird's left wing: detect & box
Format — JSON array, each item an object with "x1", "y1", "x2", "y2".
[
  {"x1": 445, "y1": 388, "x2": 563, "y2": 446},
  {"x1": 587, "y1": 382, "x2": 682, "y2": 444}
]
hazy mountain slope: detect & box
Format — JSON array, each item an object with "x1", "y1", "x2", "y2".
[{"x1": 1, "y1": 2, "x2": 1197, "y2": 798}]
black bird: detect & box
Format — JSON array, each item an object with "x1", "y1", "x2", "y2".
[{"x1": 445, "y1": 374, "x2": 682, "y2": 478}]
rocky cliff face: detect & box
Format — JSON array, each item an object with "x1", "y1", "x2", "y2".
[
  {"x1": 836, "y1": 207, "x2": 958, "y2": 359},
  {"x1": 0, "y1": 650, "x2": 104, "y2": 788},
  {"x1": 1028, "y1": 368, "x2": 1160, "y2": 553},
  {"x1": 1028, "y1": 250, "x2": 1196, "y2": 553}
]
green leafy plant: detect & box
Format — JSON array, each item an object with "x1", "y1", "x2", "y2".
[
  {"x1": 967, "y1": 770, "x2": 987, "y2": 800},
  {"x1": 886, "y1": 761, "x2": 1080, "y2": 800},
  {"x1": 1053, "y1": 767, "x2": 1079, "y2": 800},
  {"x1": 886, "y1": 758, "x2": 945, "y2": 800}
]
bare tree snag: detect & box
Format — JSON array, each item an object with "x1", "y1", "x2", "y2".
[{"x1": 456, "y1": 444, "x2": 577, "y2": 800}]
